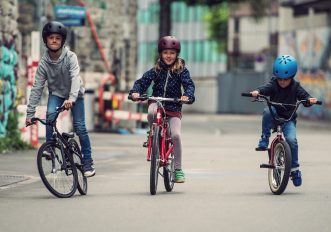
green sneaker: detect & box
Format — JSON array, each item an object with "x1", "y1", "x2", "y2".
[{"x1": 174, "y1": 169, "x2": 185, "y2": 183}]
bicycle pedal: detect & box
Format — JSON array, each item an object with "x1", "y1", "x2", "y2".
[
  {"x1": 260, "y1": 164, "x2": 275, "y2": 169},
  {"x1": 255, "y1": 147, "x2": 267, "y2": 151}
]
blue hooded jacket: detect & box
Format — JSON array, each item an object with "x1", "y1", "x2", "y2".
[{"x1": 130, "y1": 60, "x2": 195, "y2": 112}]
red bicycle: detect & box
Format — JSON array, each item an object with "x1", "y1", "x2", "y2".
[{"x1": 129, "y1": 95, "x2": 182, "y2": 195}]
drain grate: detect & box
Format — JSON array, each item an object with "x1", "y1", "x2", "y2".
[{"x1": 0, "y1": 175, "x2": 29, "y2": 187}]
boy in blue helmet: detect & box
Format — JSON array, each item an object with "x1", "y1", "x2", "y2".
[{"x1": 250, "y1": 55, "x2": 317, "y2": 187}]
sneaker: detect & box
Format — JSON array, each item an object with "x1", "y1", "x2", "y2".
[
  {"x1": 291, "y1": 170, "x2": 302, "y2": 187},
  {"x1": 174, "y1": 169, "x2": 185, "y2": 183},
  {"x1": 142, "y1": 130, "x2": 150, "y2": 148},
  {"x1": 142, "y1": 141, "x2": 149, "y2": 148},
  {"x1": 42, "y1": 148, "x2": 53, "y2": 160},
  {"x1": 83, "y1": 159, "x2": 96, "y2": 177},
  {"x1": 256, "y1": 136, "x2": 269, "y2": 151}
]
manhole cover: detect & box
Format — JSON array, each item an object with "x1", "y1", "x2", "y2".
[{"x1": 0, "y1": 175, "x2": 30, "y2": 187}]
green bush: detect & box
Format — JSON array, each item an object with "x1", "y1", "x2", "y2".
[{"x1": 0, "y1": 111, "x2": 32, "y2": 153}]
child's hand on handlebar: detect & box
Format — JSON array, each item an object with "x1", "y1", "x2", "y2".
[
  {"x1": 308, "y1": 98, "x2": 317, "y2": 104},
  {"x1": 63, "y1": 100, "x2": 74, "y2": 110},
  {"x1": 250, "y1": 90, "x2": 259, "y2": 97},
  {"x1": 25, "y1": 118, "x2": 33, "y2": 127},
  {"x1": 131, "y1": 92, "x2": 140, "y2": 100},
  {"x1": 180, "y1": 96, "x2": 189, "y2": 103}
]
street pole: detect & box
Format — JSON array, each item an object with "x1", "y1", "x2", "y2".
[
  {"x1": 38, "y1": 0, "x2": 48, "y2": 57},
  {"x1": 265, "y1": 0, "x2": 272, "y2": 83}
]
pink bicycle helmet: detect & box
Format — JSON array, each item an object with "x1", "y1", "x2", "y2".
[{"x1": 158, "y1": 36, "x2": 181, "y2": 53}]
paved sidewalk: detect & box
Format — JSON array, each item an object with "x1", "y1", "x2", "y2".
[
  {"x1": 0, "y1": 113, "x2": 330, "y2": 188},
  {"x1": 0, "y1": 149, "x2": 37, "y2": 189}
]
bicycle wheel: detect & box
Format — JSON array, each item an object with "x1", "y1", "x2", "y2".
[
  {"x1": 164, "y1": 139, "x2": 175, "y2": 192},
  {"x1": 69, "y1": 139, "x2": 88, "y2": 195},
  {"x1": 37, "y1": 141, "x2": 78, "y2": 198},
  {"x1": 268, "y1": 140, "x2": 291, "y2": 195},
  {"x1": 150, "y1": 126, "x2": 161, "y2": 195}
]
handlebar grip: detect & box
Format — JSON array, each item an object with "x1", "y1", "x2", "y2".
[
  {"x1": 128, "y1": 95, "x2": 133, "y2": 100},
  {"x1": 316, "y1": 101, "x2": 322, "y2": 105},
  {"x1": 241, "y1": 93, "x2": 252, "y2": 97}
]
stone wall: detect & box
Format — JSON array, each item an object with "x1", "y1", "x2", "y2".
[{"x1": 64, "y1": 0, "x2": 138, "y2": 92}]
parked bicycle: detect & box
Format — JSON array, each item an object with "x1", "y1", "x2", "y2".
[
  {"x1": 129, "y1": 95, "x2": 184, "y2": 195},
  {"x1": 27, "y1": 105, "x2": 87, "y2": 198},
  {"x1": 241, "y1": 93, "x2": 322, "y2": 195}
]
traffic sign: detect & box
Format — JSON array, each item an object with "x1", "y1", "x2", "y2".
[{"x1": 54, "y1": 5, "x2": 86, "y2": 19}]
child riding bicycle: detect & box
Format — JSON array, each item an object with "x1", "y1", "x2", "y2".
[
  {"x1": 249, "y1": 55, "x2": 317, "y2": 187},
  {"x1": 130, "y1": 36, "x2": 195, "y2": 183},
  {"x1": 25, "y1": 21, "x2": 95, "y2": 177}
]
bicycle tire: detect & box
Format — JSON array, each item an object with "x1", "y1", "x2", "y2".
[
  {"x1": 69, "y1": 139, "x2": 88, "y2": 195},
  {"x1": 164, "y1": 139, "x2": 175, "y2": 192},
  {"x1": 150, "y1": 126, "x2": 161, "y2": 195},
  {"x1": 268, "y1": 140, "x2": 291, "y2": 195},
  {"x1": 37, "y1": 141, "x2": 78, "y2": 198}
]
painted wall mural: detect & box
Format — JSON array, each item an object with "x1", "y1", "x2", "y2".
[
  {"x1": 279, "y1": 27, "x2": 331, "y2": 120},
  {"x1": 0, "y1": 44, "x2": 18, "y2": 137}
]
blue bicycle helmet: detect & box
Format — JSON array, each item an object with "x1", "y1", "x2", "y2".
[{"x1": 272, "y1": 55, "x2": 297, "y2": 79}]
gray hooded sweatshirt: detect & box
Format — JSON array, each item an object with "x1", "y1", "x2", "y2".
[{"x1": 26, "y1": 46, "x2": 85, "y2": 118}]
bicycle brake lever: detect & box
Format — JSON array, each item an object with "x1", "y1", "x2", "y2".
[{"x1": 252, "y1": 98, "x2": 264, "y2": 102}]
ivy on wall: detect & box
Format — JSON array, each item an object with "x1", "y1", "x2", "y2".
[{"x1": 0, "y1": 43, "x2": 30, "y2": 153}]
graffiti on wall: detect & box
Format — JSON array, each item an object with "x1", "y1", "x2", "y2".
[
  {"x1": 279, "y1": 27, "x2": 331, "y2": 119},
  {"x1": 0, "y1": 44, "x2": 18, "y2": 137}
]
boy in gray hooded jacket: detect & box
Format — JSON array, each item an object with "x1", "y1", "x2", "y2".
[{"x1": 25, "y1": 21, "x2": 95, "y2": 177}]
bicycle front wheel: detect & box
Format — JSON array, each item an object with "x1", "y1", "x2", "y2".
[
  {"x1": 268, "y1": 140, "x2": 291, "y2": 195},
  {"x1": 37, "y1": 141, "x2": 78, "y2": 198},
  {"x1": 69, "y1": 139, "x2": 88, "y2": 195},
  {"x1": 150, "y1": 126, "x2": 161, "y2": 195}
]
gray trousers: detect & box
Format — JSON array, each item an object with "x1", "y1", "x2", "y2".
[{"x1": 147, "y1": 103, "x2": 182, "y2": 170}]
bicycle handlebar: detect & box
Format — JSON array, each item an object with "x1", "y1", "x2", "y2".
[
  {"x1": 241, "y1": 92, "x2": 322, "y2": 105},
  {"x1": 26, "y1": 105, "x2": 67, "y2": 127},
  {"x1": 241, "y1": 92, "x2": 322, "y2": 123},
  {"x1": 128, "y1": 94, "x2": 190, "y2": 104}
]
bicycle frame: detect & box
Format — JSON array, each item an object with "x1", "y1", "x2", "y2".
[
  {"x1": 128, "y1": 95, "x2": 180, "y2": 166},
  {"x1": 147, "y1": 101, "x2": 174, "y2": 167},
  {"x1": 268, "y1": 125, "x2": 285, "y2": 165}
]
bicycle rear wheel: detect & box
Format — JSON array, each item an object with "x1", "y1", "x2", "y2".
[
  {"x1": 69, "y1": 139, "x2": 88, "y2": 195},
  {"x1": 268, "y1": 140, "x2": 291, "y2": 195},
  {"x1": 150, "y1": 126, "x2": 161, "y2": 195},
  {"x1": 164, "y1": 142, "x2": 175, "y2": 192},
  {"x1": 37, "y1": 141, "x2": 78, "y2": 198}
]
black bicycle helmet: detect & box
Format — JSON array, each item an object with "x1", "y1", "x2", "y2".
[{"x1": 42, "y1": 21, "x2": 67, "y2": 47}]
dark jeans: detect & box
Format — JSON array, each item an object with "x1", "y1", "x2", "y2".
[{"x1": 46, "y1": 95, "x2": 92, "y2": 161}]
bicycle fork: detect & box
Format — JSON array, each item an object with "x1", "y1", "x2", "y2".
[{"x1": 260, "y1": 125, "x2": 283, "y2": 169}]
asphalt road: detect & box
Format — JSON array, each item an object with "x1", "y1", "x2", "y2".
[{"x1": 0, "y1": 114, "x2": 330, "y2": 232}]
